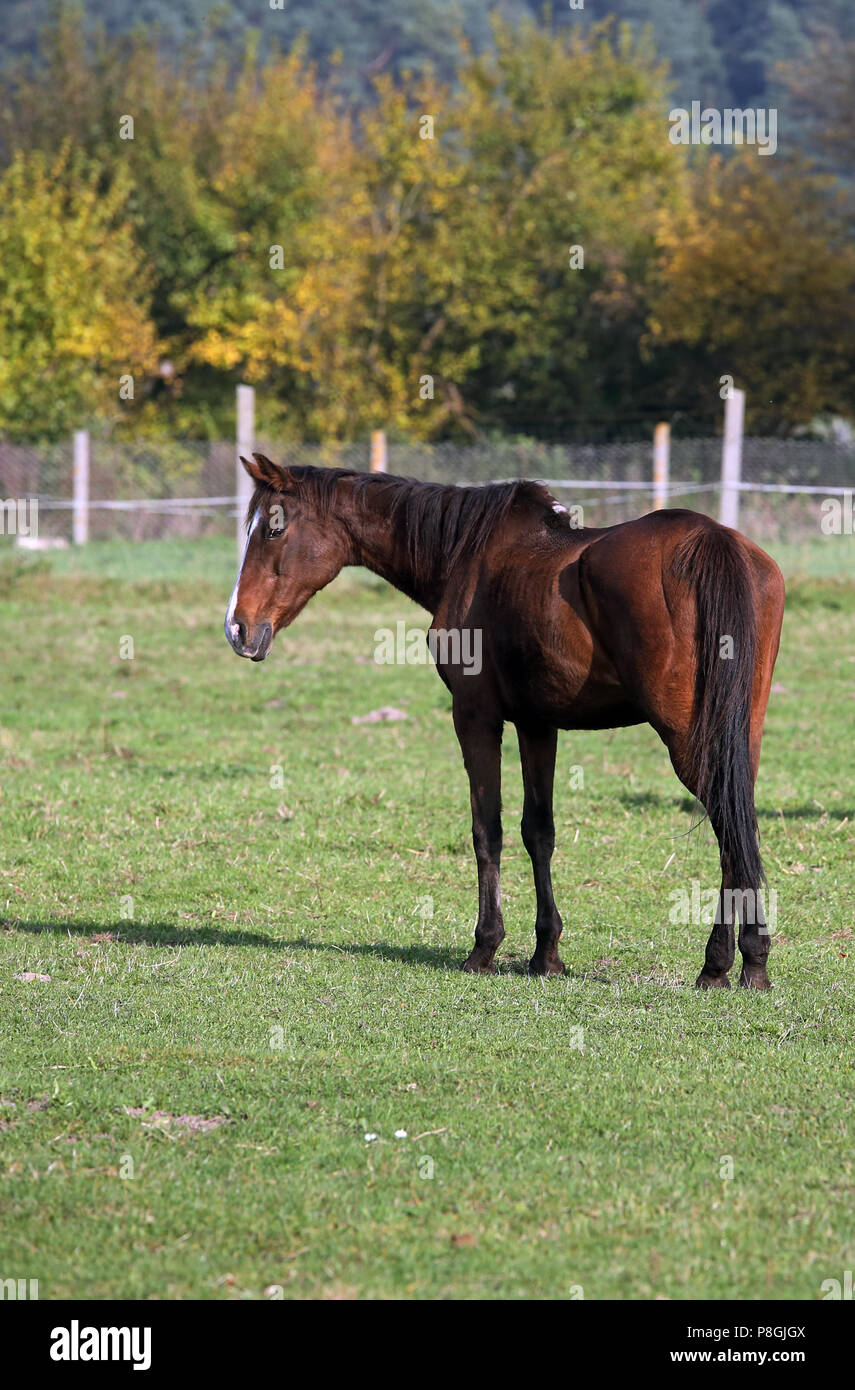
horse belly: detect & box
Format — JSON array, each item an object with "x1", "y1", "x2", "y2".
[
  {"x1": 557, "y1": 695, "x2": 647, "y2": 731},
  {"x1": 506, "y1": 660, "x2": 644, "y2": 731}
]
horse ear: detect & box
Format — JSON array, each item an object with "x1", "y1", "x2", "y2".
[
  {"x1": 253, "y1": 452, "x2": 289, "y2": 487},
  {"x1": 239, "y1": 454, "x2": 265, "y2": 483},
  {"x1": 239, "y1": 453, "x2": 286, "y2": 487}
]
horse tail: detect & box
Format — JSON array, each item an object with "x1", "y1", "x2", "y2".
[{"x1": 671, "y1": 524, "x2": 764, "y2": 888}]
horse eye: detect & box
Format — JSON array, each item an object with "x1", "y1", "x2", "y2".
[{"x1": 266, "y1": 526, "x2": 285, "y2": 542}]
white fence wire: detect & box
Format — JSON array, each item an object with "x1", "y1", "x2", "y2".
[{"x1": 1, "y1": 432, "x2": 853, "y2": 546}]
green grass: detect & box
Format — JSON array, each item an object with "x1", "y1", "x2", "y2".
[{"x1": 0, "y1": 534, "x2": 853, "y2": 1300}]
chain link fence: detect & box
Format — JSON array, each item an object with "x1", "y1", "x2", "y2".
[{"x1": 1, "y1": 435, "x2": 853, "y2": 544}]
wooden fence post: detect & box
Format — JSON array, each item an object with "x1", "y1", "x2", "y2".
[
  {"x1": 72, "y1": 429, "x2": 89, "y2": 544},
  {"x1": 653, "y1": 422, "x2": 670, "y2": 510},
  {"x1": 720, "y1": 388, "x2": 745, "y2": 530},
  {"x1": 370, "y1": 430, "x2": 387, "y2": 473},
  {"x1": 236, "y1": 384, "x2": 255, "y2": 553}
]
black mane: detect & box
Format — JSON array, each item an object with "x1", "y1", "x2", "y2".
[{"x1": 247, "y1": 466, "x2": 552, "y2": 589}]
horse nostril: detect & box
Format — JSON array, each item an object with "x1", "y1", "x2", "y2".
[{"x1": 236, "y1": 619, "x2": 247, "y2": 648}]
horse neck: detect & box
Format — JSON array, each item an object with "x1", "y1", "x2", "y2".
[{"x1": 335, "y1": 480, "x2": 444, "y2": 611}]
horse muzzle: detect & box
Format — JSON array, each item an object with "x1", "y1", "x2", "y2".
[{"x1": 225, "y1": 616, "x2": 273, "y2": 662}]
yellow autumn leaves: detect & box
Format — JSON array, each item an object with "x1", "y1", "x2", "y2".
[{"x1": 1, "y1": 14, "x2": 853, "y2": 442}]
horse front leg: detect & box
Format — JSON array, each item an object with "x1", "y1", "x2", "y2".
[
  {"x1": 453, "y1": 704, "x2": 505, "y2": 974},
  {"x1": 517, "y1": 722, "x2": 565, "y2": 976}
]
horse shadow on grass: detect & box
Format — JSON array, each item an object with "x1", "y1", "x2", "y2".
[
  {"x1": 3, "y1": 919, "x2": 602, "y2": 977},
  {"x1": 618, "y1": 792, "x2": 854, "y2": 820},
  {"x1": 3, "y1": 919, "x2": 462, "y2": 972},
  {"x1": 5, "y1": 919, "x2": 295, "y2": 951},
  {"x1": 279, "y1": 938, "x2": 597, "y2": 978}
]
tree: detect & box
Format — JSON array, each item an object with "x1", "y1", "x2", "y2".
[
  {"x1": 778, "y1": 29, "x2": 855, "y2": 186},
  {"x1": 410, "y1": 16, "x2": 687, "y2": 436},
  {"x1": 646, "y1": 154, "x2": 855, "y2": 431},
  {"x1": 0, "y1": 147, "x2": 159, "y2": 440}
]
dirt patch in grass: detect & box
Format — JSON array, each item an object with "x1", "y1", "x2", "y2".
[{"x1": 123, "y1": 1107, "x2": 229, "y2": 1134}]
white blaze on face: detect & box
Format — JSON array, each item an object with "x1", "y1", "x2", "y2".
[{"x1": 226, "y1": 506, "x2": 262, "y2": 642}]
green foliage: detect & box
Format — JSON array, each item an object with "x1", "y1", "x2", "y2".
[
  {"x1": 0, "y1": 145, "x2": 159, "y2": 440},
  {"x1": 647, "y1": 154, "x2": 855, "y2": 432},
  {"x1": 778, "y1": 31, "x2": 855, "y2": 183},
  {"x1": 0, "y1": 3, "x2": 853, "y2": 441},
  {"x1": 4, "y1": 0, "x2": 851, "y2": 114}
]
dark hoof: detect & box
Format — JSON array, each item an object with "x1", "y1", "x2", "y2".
[
  {"x1": 739, "y1": 969, "x2": 772, "y2": 990},
  {"x1": 529, "y1": 956, "x2": 566, "y2": 977},
  {"x1": 695, "y1": 971, "x2": 731, "y2": 989},
  {"x1": 462, "y1": 954, "x2": 496, "y2": 975}
]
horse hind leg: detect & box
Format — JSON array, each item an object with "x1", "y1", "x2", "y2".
[
  {"x1": 697, "y1": 878, "x2": 738, "y2": 990},
  {"x1": 664, "y1": 732, "x2": 768, "y2": 990},
  {"x1": 734, "y1": 732, "x2": 773, "y2": 990}
]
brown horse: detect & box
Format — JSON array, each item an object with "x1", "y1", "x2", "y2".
[{"x1": 226, "y1": 453, "x2": 785, "y2": 989}]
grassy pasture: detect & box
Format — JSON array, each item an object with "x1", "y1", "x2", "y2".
[{"x1": 0, "y1": 532, "x2": 853, "y2": 1300}]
